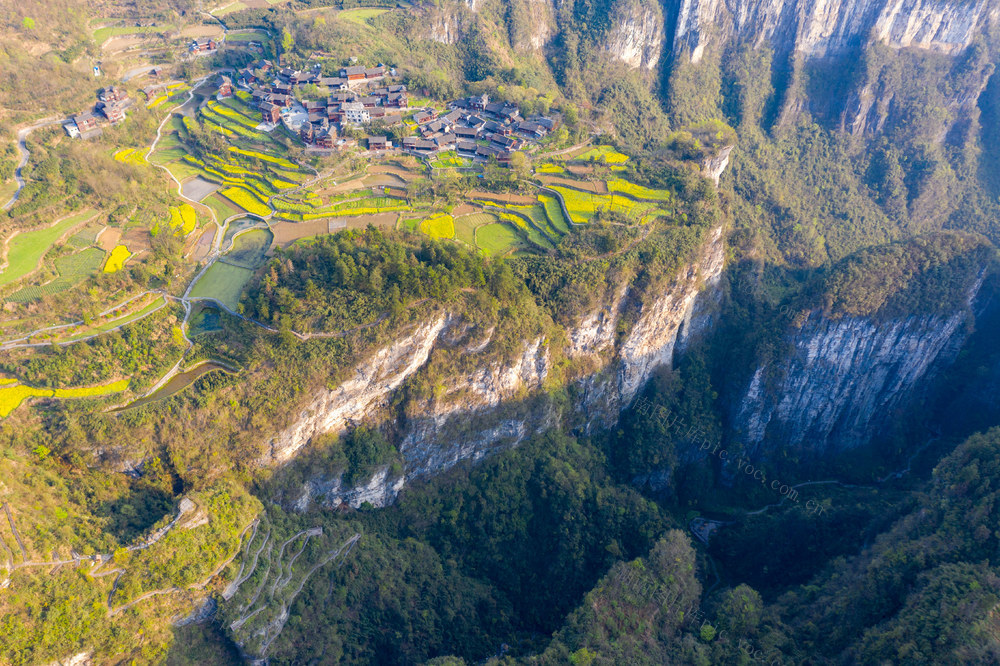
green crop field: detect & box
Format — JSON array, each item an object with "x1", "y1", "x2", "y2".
[
  {"x1": 0, "y1": 211, "x2": 94, "y2": 286},
  {"x1": 494, "y1": 211, "x2": 554, "y2": 250},
  {"x1": 518, "y1": 204, "x2": 562, "y2": 242},
  {"x1": 226, "y1": 30, "x2": 269, "y2": 42},
  {"x1": 214, "y1": 1, "x2": 247, "y2": 16},
  {"x1": 430, "y1": 152, "x2": 472, "y2": 168},
  {"x1": 7, "y1": 248, "x2": 106, "y2": 303},
  {"x1": 476, "y1": 223, "x2": 523, "y2": 257},
  {"x1": 454, "y1": 213, "x2": 494, "y2": 248},
  {"x1": 189, "y1": 261, "x2": 255, "y2": 310},
  {"x1": 206, "y1": 193, "x2": 242, "y2": 222},
  {"x1": 539, "y1": 194, "x2": 571, "y2": 233}
]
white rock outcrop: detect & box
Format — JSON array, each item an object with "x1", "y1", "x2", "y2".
[
  {"x1": 605, "y1": 0, "x2": 667, "y2": 70},
  {"x1": 266, "y1": 315, "x2": 450, "y2": 465}
]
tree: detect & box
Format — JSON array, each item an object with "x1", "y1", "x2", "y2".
[
  {"x1": 281, "y1": 28, "x2": 294, "y2": 53},
  {"x1": 509, "y1": 151, "x2": 530, "y2": 180},
  {"x1": 564, "y1": 103, "x2": 579, "y2": 127},
  {"x1": 21, "y1": 17, "x2": 35, "y2": 30}
]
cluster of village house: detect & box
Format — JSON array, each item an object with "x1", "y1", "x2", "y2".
[
  {"x1": 65, "y1": 86, "x2": 132, "y2": 138},
  {"x1": 231, "y1": 59, "x2": 557, "y2": 161}
]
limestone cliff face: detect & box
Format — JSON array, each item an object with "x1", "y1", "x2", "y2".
[
  {"x1": 674, "y1": 0, "x2": 997, "y2": 63},
  {"x1": 266, "y1": 315, "x2": 450, "y2": 465},
  {"x1": 732, "y1": 277, "x2": 985, "y2": 458},
  {"x1": 605, "y1": 0, "x2": 667, "y2": 70},
  {"x1": 276, "y1": 225, "x2": 726, "y2": 509}
]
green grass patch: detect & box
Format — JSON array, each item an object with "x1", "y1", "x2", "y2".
[
  {"x1": 63, "y1": 296, "x2": 168, "y2": 341},
  {"x1": 476, "y1": 223, "x2": 523, "y2": 257},
  {"x1": 189, "y1": 261, "x2": 255, "y2": 310},
  {"x1": 337, "y1": 8, "x2": 389, "y2": 26},
  {"x1": 0, "y1": 211, "x2": 94, "y2": 286}
]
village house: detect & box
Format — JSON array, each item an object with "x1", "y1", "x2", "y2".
[
  {"x1": 217, "y1": 74, "x2": 233, "y2": 98},
  {"x1": 413, "y1": 139, "x2": 437, "y2": 153},
  {"x1": 316, "y1": 128, "x2": 336, "y2": 148},
  {"x1": 73, "y1": 112, "x2": 99, "y2": 133},
  {"x1": 141, "y1": 84, "x2": 167, "y2": 101},
  {"x1": 412, "y1": 109, "x2": 437, "y2": 125},
  {"x1": 98, "y1": 86, "x2": 127, "y2": 103},
  {"x1": 341, "y1": 65, "x2": 367, "y2": 82},
  {"x1": 341, "y1": 101, "x2": 370, "y2": 125},
  {"x1": 97, "y1": 100, "x2": 127, "y2": 123},
  {"x1": 516, "y1": 120, "x2": 546, "y2": 139},
  {"x1": 368, "y1": 136, "x2": 390, "y2": 151},
  {"x1": 386, "y1": 91, "x2": 407, "y2": 108},
  {"x1": 319, "y1": 77, "x2": 348, "y2": 90},
  {"x1": 260, "y1": 101, "x2": 281, "y2": 124},
  {"x1": 251, "y1": 89, "x2": 269, "y2": 107},
  {"x1": 189, "y1": 37, "x2": 217, "y2": 53},
  {"x1": 435, "y1": 133, "x2": 456, "y2": 150}
]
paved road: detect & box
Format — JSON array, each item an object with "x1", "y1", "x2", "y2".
[
  {"x1": 122, "y1": 64, "x2": 158, "y2": 82},
  {"x1": 2, "y1": 117, "x2": 67, "y2": 211}
]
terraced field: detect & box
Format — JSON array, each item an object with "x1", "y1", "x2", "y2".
[
  {"x1": 7, "y1": 248, "x2": 105, "y2": 303},
  {"x1": 189, "y1": 262, "x2": 255, "y2": 311},
  {"x1": 477, "y1": 224, "x2": 524, "y2": 257},
  {"x1": 453, "y1": 213, "x2": 495, "y2": 248}
]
